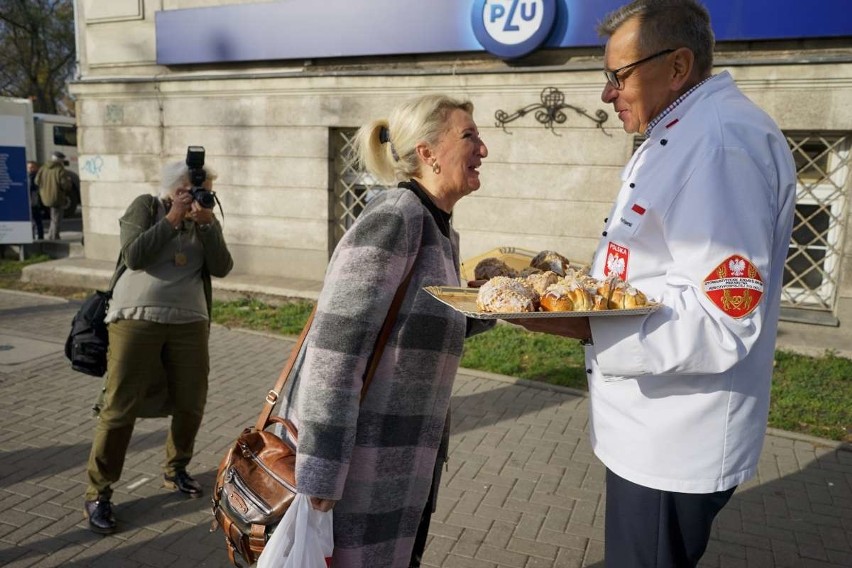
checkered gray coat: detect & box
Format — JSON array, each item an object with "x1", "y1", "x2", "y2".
[{"x1": 288, "y1": 188, "x2": 476, "y2": 567}]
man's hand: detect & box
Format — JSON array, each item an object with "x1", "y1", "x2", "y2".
[{"x1": 509, "y1": 316, "x2": 592, "y2": 340}]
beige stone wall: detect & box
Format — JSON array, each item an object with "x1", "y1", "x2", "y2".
[{"x1": 71, "y1": 1, "x2": 852, "y2": 322}]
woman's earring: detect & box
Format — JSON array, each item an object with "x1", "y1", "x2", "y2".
[{"x1": 432, "y1": 162, "x2": 441, "y2": 175}]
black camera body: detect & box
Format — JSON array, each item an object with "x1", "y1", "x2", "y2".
[{"x1": 186, "y1": 146, "x2": 216, "y2": 209}]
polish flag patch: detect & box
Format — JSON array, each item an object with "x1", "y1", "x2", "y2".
[
  {"x1": 604, "y1": 242, "x2": 629, "y2": 280},
  {"x1": 703, "y1": 255, "x2": 764, "y2": 318}
]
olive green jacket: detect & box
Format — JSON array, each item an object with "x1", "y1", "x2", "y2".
[
  {"x1": 108, "y1": 194, "x2": 233, "y2": 320},
  {"x1": 94, "y1": 194, "x2": 233, "y2": 419}
]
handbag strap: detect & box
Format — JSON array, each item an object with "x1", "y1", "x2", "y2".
[
  {"x1": 108, "y1": 195, "x2": 160, "y2": 292},
  {"x1": 254, "y1": 260, "x2": 418, "y2": 432}
]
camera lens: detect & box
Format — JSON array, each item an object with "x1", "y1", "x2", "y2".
[{"x1": 192, "y1": 188, "x2": 216, "y2": 209}]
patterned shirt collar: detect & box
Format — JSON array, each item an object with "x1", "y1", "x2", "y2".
[{"x1": 645, "y1": 75, "x2": 714, "y2": 136}]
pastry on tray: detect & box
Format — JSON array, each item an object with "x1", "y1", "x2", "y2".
[
  {"x1": 476, "y1": 276, "x2": 538, "y2": 313},
  {"x1": 474, "y1": 257, "x2": 518, "y2": 281}
]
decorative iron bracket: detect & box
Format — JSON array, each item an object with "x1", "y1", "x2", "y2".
[{"x1": 495, "y1": 87, "x2": 610, "y2": 136}]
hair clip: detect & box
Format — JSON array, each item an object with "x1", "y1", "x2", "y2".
[{"x1": 378, "y1": 126, "x2": 400, "y2": 161}]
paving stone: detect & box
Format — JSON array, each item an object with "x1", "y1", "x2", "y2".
[
  {"x1": 1, "y1": 290, "x2": 850, "y2": 567},
  {"x1": 476, "y1": 543, "x2": 528, "y2": 567}
]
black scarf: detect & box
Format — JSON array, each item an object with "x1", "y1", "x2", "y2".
[{"x1": 398, "y1": 180, "x2": 452, "y2": 239}]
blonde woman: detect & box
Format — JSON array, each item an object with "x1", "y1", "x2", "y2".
[{"x1": 280, "y1": 94, "x2": 491, "y2": 567}]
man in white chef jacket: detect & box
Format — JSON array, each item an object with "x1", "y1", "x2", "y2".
[{"x1": 515, "y1": 0, "x2": 797, "y2": 565}]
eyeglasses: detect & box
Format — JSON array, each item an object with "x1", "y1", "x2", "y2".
[{"x1": 603, "y1": 48, "x2": 676, "y2": 89}]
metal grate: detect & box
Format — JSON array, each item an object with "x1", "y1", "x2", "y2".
[
  {"x1": 328, "y1": 128, "x2": 388, "y2": 256},
  {"x1": 782, "y1": 133, "x2": 850, "y2": 310}
]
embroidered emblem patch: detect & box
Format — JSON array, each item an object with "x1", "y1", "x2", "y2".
[
  {"x1": 604, "y1": 242, "x2": 629, "y2": 280},
  {"x1": 703, "y1": 255, "x2": 764, "y2": 318}
]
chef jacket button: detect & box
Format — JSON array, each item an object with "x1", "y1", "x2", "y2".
[
  {"x1": 586, "y1": 368, "x2": 592, "y2": 374},
  {"x1": 660, "y1": 139, "x2": 668, "y2": 146},
  {"x1": 629, "y1": 183, "x2": 635, "y2": 188},
  {"x1": 602, "y1": 231, "x2": 608, "y2": 236},
  {"x1": 604, "y1": 217, "x2": 608, "y2": 223}
]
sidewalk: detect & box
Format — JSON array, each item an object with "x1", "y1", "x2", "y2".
[{"x1": 0, "y1": 288, "x2": 850, "y2": 567}]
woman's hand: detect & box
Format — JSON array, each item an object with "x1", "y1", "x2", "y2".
[
  {"x1": 309, "y1": 497, "x2": 337, "y2": 512},
  {"x1": 188, "y1": 201, "x2": 215, "y2": 226},
  {"x1": 165, "y1": 187, "x2": 193, "y2": 229}
]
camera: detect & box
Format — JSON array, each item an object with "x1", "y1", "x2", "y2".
[{"x1": 185, "y1": 146, "x2": 216, "y2": 209}]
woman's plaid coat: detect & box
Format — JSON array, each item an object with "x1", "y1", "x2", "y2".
[{"x1": 288, "y1": 187, "x2": 476, "y2": 567}]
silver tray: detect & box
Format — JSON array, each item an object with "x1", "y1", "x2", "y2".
[{"x1": 424, "y1": 286, "x2": 661, "y2": 320}]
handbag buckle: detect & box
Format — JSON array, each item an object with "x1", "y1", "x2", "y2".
[{"x1": 265, "y1": 390, "x2": 279, "y2": 405}]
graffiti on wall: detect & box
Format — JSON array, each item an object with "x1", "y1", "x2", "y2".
[{"x1": 81, "y1": 155, "x2": 104, "y2": 178}]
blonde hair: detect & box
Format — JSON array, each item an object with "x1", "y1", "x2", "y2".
[
  {"x1": 158, "y1": 159, "x2": 219, "y2": 198},
  {"x1": 355, "y1": 94, "x2": 474, "y2": 184}
]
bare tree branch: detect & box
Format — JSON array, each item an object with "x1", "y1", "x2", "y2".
[{"x1": 0, "y1": 0, "x2": 75, "y2": 114}]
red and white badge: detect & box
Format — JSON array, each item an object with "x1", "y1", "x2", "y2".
[
  {"x1": 604, "y1": 242, "x2": 629, "y2": 280},
  {"x1": 703, "y1": 255, "x2": 764, "y2": 318}
]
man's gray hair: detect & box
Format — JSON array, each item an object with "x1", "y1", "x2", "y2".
[{"x1": 598, "y1": 0, "x2": 715, "y2": 77}]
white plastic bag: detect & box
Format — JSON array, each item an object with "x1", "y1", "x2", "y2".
[{"x1": 257, "y1": 493, "x2": 334, "y2": 568}]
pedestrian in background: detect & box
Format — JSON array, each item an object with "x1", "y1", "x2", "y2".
[
  {"x1": 34, "y1": 151, "x2": 71, "y2": 240},
  {"x1": 513, "y1": 0, "x2": 797, "y2": 566},
  {"x1": 27, "y1": 160, "x2": 44, "y2": 240},
  {"x1": 83, "y1": 157, "x2": 233, "y2": 534}
]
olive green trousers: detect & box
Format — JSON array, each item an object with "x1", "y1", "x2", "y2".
[{"x1": 85, "y1": 319, "x2": 209, "y2": 501}]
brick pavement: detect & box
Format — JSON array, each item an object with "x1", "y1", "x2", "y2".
[{"x1": 0, "y1": 289, "x2": 850, "y2": 567}]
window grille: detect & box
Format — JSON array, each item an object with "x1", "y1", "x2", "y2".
[
  {"x1": 328, "y1": 128, "x2": 388, "y2": 256},
  {"x1": 782, "y1": 133, "x2": 849, "y2": 311}
]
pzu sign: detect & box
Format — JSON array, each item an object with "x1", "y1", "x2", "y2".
[{"x1": 471, "y1": 0, "x2": 557, "y2": 59}]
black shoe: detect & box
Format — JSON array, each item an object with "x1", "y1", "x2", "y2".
[
  {"x1": 163, "y1": 471, "x2": 203, "y2": 498},
  {"x1": 84, "y1": 499, "x2": 116, "y2": 534}
]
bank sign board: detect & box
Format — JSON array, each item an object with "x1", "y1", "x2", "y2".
[
  {"x1": 157, "y1": 0, "x2": 852, "y2": 65},
  {"x1": 0, "y1": 115, "x2": 32, "y2": 245}
]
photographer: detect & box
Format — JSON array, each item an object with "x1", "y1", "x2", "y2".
[{"x1": 83, "y1": 150, "x2": 233, "y2": 534}]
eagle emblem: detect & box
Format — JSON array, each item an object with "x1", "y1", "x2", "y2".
[
  {"x1": 703, "y1": 255, "x2": 764, "y2": 318},
  {"x1": 728, "y1": 258, "x2": 746, "y2": 276},
  {"x1": 604, "y1": 242, "x2": 629, "y2": 279}
]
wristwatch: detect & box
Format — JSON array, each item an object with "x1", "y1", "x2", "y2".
[{"x1": 579, "y1": 336, "x2": 594, "y2": 346}]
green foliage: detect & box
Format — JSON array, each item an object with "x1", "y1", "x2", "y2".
[
  {"x1": 0, "y1": 0, "x2": 76, "y2": 113},
  {"x1": 462, "y1": 324, "x2": 589, "y2": 390},
  {"x1": 0, "y1": 254, "x2": 50, "y2": 274},
  {"x1": 770, "y1": 350, "x2": 852, "y2": 441},
  {"x1": 212, "y1": 298, "x2": 314, "y2": 336}
]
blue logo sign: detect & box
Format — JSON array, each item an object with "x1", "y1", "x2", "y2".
[{"x1": 471, "y1": 0, "x2": 557, "y2": 59}]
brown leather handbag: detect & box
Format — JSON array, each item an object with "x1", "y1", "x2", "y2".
[{"x1": 212, "y1": 266, "x2": 416, "y2": 567}]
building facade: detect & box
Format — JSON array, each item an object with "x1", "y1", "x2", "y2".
[{"x1": 72, "y1": 0, "x2": 852, "y2": 328}]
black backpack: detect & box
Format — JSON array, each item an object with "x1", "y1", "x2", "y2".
[
  {"x1": 65, "y1": 290, "x2": 113, "y2": 377},
  {"x1": 65, "y1": 196, "x2": 157, "y2": 377}
]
